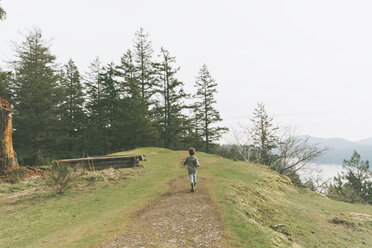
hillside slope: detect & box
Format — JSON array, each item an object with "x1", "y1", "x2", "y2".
[
  {"x1": 199, "y1": 151, "x2": 372, "y2": 247},
  {"x1": 0, "y1": 148, "x2": 371, "y2": 247}
]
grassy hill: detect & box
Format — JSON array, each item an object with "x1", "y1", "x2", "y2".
[
  {"x1": 0, "y1": 148, "x2": 371, "y2": 247},
  {"x1": 201, "y1": 150, "x2": 372, "y2": 247}
]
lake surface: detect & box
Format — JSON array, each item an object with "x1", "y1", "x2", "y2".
[{"x1": 298, "y1": 163, "x2": 346, "y2": 183}]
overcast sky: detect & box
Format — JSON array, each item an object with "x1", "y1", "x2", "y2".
[{"x1": 1, "y1": 0, "x2": 372, "y2": 142}]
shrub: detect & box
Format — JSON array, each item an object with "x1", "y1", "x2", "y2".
[
  {"x1": 327, "y1": 151, "x2": 372, "y2": 204},
  {"x1": 48, "y1": 162, "x2": 79, "y2": 194}
]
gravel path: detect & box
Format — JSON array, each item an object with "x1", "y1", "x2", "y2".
[{"x1": 101, "y1": 175, "x2": 227, "y2": 248}]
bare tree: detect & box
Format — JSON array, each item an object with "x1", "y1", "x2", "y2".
[
  {"x1": 300, "y1": 164, "x2": 331, "y2": 193},
  {"x1": 271, "y1": 127, "x2": 328, "y2": 176},
  {"x1": 231, "y1": 125, "x2": 255, "y2": 162}
]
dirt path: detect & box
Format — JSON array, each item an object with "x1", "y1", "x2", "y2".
[{"x1": 101, "y1": 175, "x2": 227, "y2": 248}]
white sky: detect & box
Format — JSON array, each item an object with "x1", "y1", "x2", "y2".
[{"x1": 1, "y1": 0, "x2": 372, "y2": 142}]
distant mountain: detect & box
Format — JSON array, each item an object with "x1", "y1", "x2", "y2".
[
  {"x1": 299, "y1": 136, "x2": 372, "y2": 165},
  {"x1": 357, "y1": 137, "x2": 372, "y2": 146}
]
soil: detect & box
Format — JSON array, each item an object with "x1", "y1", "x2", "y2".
[{"x1": 101, "y1": 175, "x2": 227, "y2": 248}]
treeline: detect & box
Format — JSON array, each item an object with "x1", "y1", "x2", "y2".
[{"x1": 0, "y1": 28, "x2": 227, "y2": 165}]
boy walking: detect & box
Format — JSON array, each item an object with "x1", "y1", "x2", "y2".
[{"x1": 183, "y1": 148, "x2": 200, "y2": 192}]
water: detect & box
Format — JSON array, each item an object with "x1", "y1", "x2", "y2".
[{"x1": 298, "y1": 163, "x2": 346, "y2": 183}]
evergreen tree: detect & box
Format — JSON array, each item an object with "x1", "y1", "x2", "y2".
[
  {"x1": 181, "y1": 113, "x2": 205, "y2": 150},
  {"x1": 84, "y1": 57, "x2": 108, "y2": 154},
  {"x1": 250, "y1": 103, "x2": 279, "y2": 165},
  {"x1": 84, "y1": 60, "x2": 121, "y2": 154},
  {"x1": 0, "y1": 70, "x2": 12, "y2": 101},
  {"x1": 85, "y1": 57, "x2": 103, "y2": 120},
  {"x1": 113, "y1": 50, "x2": 157, "y2": 148},
  {"x1": 59, "y1": 59, "x2": 86, "y2": 156},
  {"x1": 99, "y1": 62, "x2": 120, "y2": 152},
  {"x1": 193, "y1": 64, "x2": 228, "y2": 153},
  {"x1": 116, "y1": 50, "x2": 136, "y2": 97},
  {"x1": 12, "y1": 29, "x2": 63, "y2": 164},
  {"x1": 0, "y1": 1, "x2": 6, "y2": 20},
  {"x1": 100, "y1": 62, "x2": 119, "y2": 124},
  {"x1": 153, "y1": 48, "x2": 187, "y2": 148},
  {"x1": 133, "y1": 28, "x2": 156, "y2": 103},
  {"x1": 328, "y1": 151, "x2": 372, "y2": 204}
]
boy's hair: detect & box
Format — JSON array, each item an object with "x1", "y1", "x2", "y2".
[{"x1": 188, "y1": 147, "x2": 195, "y2": 155}]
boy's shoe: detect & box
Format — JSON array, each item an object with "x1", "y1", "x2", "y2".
[
  {"x1": 190, "y1": 183, "x2": 195, "y2": 192},
  {"x1": 194, "y1": 182, "x2": 197, "y2": 190}
]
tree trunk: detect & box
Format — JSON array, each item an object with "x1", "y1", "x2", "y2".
[{"x1": 0, "y1": 98, "x2": 18, "y2": 172}]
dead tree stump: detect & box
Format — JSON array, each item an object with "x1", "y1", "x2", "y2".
[{"x1": 0, "y1": 98, "x2": 18, "y2": 172}]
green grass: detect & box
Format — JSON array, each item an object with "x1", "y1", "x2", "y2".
[
  {"x1": 0, "y1": 148, "x2": 184, "y2": 248},
  {"x1": 1, "y1": 148, "x2": 371, "y2": 247},
  {"x1": 198, "y1": 152, "x2": 372, "y2": 247}
]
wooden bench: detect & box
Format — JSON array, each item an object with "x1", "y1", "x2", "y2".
[{"x1": 56, "y1": 154, "x2": 145, "y2": 170}]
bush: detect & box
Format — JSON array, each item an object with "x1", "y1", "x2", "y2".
[
  {"x1": 48, "y1": 162, "x2": 79, "y2": 194},
  {"x1": 327, "y1": 185, "x2": 365, "y2": 203},
  {"x1": 327, "y1": 151, "x2": 372, "y2": 204}
]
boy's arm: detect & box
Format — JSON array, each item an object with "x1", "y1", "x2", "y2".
[{"x1": 196, "y1": 158, "x2": 200, "y2": 168}]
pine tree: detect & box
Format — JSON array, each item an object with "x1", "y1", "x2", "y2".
[
  {"x1": 133, "y1": 28, "x2": 156, "y2": 103},
  {"x1": 116, "y1": 50, "x2": 137, "y2": 97},
  {"x1": 0, "y1": 1, "x2": 6, "y2": 20},
  {"x1": 0, "y1": 70, "x2": 12, "y2": 101},
  {"x1": 113, "y1": 50, "x2": 157, "y2": 148},
  {"x1": 99, "y1": 62, "x2": 121, "y2": 152},
  {"x1": 250, "y1": 103, "x2": 279, "y2": 165},
  {"x1": 100, "y1": 62, "x2": 119, "y2": 124},
  {"x1": 194, "y1": 64, "x2": 228, "y2": 153},
  {"x1": 84, "y1": 57, "x2": 108, "y2": 154},
  {"x1": 85, "y1": 57, "x2": 103, "y2": 122},
  {"x1": 328, "y1": 151, "x2": 372, "y2": 204},
  {"x1": 183, "y1": 112, "x2": 205, "y2": 150},
  {"x1": 59, "y1": 59, "x2": 86, "y2": 156},
  {"x1": 85, "y1": 60, "x2": 121, "y2": 154},
  {"x1": 153, "y1": 48, "x2": 187, "y2": 148},
  {"x1": 12, "y1": 29, "x2": 63, "y2": 164}
]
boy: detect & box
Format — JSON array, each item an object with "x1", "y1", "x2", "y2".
[{"x1": 183, "y1": 147, "x2": 200, "y2": 192}]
